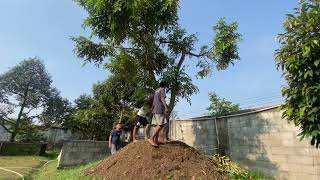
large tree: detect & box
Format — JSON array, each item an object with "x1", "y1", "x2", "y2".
[
  {"x1": 275, "y1": 0, "x2": 320, "y2": 148},
  {"x1": 72, "y1": 0, "x2": 242, "y2": 113},
  {"x1": 0, "y1": 58, "x2": 70, "y2": 142}
]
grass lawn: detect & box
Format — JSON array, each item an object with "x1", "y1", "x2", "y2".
[
  {"x1": 0, "y1": 156, "x2": 48, "y2": 180},
  {"x1": 31, "y1": 160, "x2": 101, "y2": 180},
  {"x1": 0, "y1": 151, "x2": 59, "y2": 180},
  {"x1": 0, "y1": 152, "x2": 100, "y2": 180}
]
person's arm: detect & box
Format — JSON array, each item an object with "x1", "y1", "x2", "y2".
[
  {"x1": 108, "y1": 134, "x2": 112, "y2": 148},
  {"x1": 160, "y1": 91, "x2": 169, "y2": 113}
]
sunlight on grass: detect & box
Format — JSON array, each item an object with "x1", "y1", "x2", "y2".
[{"x1": 0, "y1": 156, "x2": 47, "y2": 179}]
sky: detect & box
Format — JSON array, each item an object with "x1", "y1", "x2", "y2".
[{"x1": 0, "y1": 0, "x2": 298, "y2": 118}]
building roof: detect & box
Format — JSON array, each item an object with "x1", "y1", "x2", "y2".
[{"x1": 184, "y1": 104, "x2": 281, "y2": 121}]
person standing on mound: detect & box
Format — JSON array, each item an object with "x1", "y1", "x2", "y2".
[{"x1": 149, "y1": 81, "x2": 169, "y2": 147}]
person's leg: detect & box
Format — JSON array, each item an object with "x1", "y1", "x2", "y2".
[
  {"x1": 165, "y1": 123, "x2": 169, "y2": 141},
  {"x1": 153, "y1": 126, "x2": 162, "y2": 144},
  {"x1": 144, "y1": 124, "x2": 150, "y2": 141},
  {"x1": 111, "y1": 144, "x2": 116, "y2": 155},
  {"x1": 149, "y1": 125, "x2": 161, "y2": 146},
  {"x1": 133, "y1": 126, "x2": 138, "y2": 143},
  {"x1": 116, "y1": 144, "x2": 121, "y2": 152},
  {"x1": 133, "y1": 116, "x2": 142, "y2": 142}
]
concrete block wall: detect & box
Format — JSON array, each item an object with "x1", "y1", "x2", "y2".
[
  {"x1": 227, "y1": 108, "x2": 320, "y2": 179},
  {"x1": 170, "y1": 107, "x2": 320, "y2": 179},
  {"x1": 170, "y1": 119, "x2": 218, "y2": 155},
  {"x1": 57, "y1": 140, "x2": 110, "y2": 168}
]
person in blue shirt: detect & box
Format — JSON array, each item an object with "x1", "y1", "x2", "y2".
[{"x1": 108, "y1": 124, "x2": 122, "y2": 155}]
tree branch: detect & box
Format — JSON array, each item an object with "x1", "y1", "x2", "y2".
[
  {"x1": 186, "y1": 46, "x2": 214, "y2": 58},
  {"x1": 27, "y1": 115, "x2": 40, "y2": 119},
  {"x1": 169, "y1": 49, "x2": 186, "y2": 111},
  {"x1": 0, "y1": 122, "x2": 12, "y2": 133},
  {"x1": 159, "y1": 40, "x2": 177, "y2": 44},
  {"x1": 2, "y1": 118, "x2": 15, "y2": 125},
  {"x1": 186, "y1": 51, "x2": 207, "y2": 58},
  {"x1": 23, "y1": 108, "x2": 35, "y2": 115},
  {"x1": 177, "y1": 49, "x2": 186, "y2": 70}
]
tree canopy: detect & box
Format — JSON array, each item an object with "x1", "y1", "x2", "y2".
[
  {"x1": 275, "y1": 0, "x2": 320, "y2": 148},
  {"x1": 0, "y1": 58, "x2": 71, "y2": 142},
  {"x1": 207, "y1": 92, "x2": 240, "y2": 117},
  {"x1": 72, "y1": 0, "x2": 242, "y2": 113},
  {"x1": 66, "y1": 79, "x2": 139, "y2": 140}
]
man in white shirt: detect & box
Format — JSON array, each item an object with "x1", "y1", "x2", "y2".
[{"x1": 132, "y1": 96, "x2": 153, "y2": 143}]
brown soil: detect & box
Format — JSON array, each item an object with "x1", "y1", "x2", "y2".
[{"x1": 84, "y1": 141, "x2": 228, "y2": 180}]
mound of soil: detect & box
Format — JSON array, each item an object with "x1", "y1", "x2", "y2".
[{"x1": 84, "y1": 141, "x2": 228, "y2": 180}]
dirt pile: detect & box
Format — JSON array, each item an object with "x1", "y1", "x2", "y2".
[{"x1": 84, "y1": 141, "x2": 228, "y2": 180}]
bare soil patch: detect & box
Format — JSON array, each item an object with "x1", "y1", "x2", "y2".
[{"x1": 84, "y1": 141, "x2": 228, "y2": 180}]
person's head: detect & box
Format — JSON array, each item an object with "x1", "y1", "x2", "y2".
[
  {"x1": 159, "y1": 81, "x2": 167, "y2": 88},
  {"x1": 115, "y1": 123, "x2": 122, "y2": 130},
  {"x1": 144, "y1": 94, "x2": 154, "y2": 107}
]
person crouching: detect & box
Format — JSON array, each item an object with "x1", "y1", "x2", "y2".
[{"x1": 132, "y1": 95, "x2": 153, "y2": 143}]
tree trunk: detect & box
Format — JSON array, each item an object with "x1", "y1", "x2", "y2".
[
  {"x1": 10, "y1": 104, "x2": 26, "y2": 142},
  {"x1": 10, "y1": 91, "x2": 28, "y2": 142},
  {"x1": 158, "y1": 51, "x2": 185, "y2": 143}
]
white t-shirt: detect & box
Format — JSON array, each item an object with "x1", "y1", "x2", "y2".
[{"x1": 137, "y1": 106, "x2": 148, "y2": 118}]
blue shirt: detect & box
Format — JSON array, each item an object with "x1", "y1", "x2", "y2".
[{"x1": 111, "y1": 129, "x2": 121, "y2": 145}]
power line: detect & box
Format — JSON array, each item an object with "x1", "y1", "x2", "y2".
[{"x1": 234, "y1": 95, "x2": 282, "y2": 104}]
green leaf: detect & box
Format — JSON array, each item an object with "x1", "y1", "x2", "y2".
[
  {"x1": 308, "y1": 107, "x2": 318, "y2": 115},
  {"x1": 314, "y1": 60, "x2": 320, "y2": 67},
  {"x1": 304, "y1": 70, "x2": 313, "y2": 78},
  {"x1": 299, "y1": 107, "x2": 306, "y2": 117}
]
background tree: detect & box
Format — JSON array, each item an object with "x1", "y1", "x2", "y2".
[
  {"x1": 39, "y1": 88, "x2": 73, "y2": 128},
  {"x1": 72, "y1": 0, "x2": 242, "y2": 113},
  {"x1": 66, "y1": 74, "x2": 141, "y2": 140},
  {"x1": 66, "y1": 94, "x2": 112, "y2": 140},
  {"x1": 0, "y1": 58, "x2": 70, "y2": 142},
  {"x1": 92, "y1": 77, "x2": 141, "y2": 129},
  {"x1": 275, "y1": 0, "x2": 320, "y2": 148},
  {"x1": 67, "y1": 89, "x2": 137, "y2": 140},
  {"x1": 207, "y1": 92, "x2": 240, "y2": 116}
]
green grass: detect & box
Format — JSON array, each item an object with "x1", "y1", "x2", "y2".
[
  {"x1": 0, "y1": 151, "x2": 59, "y2": 180},
  {"x1": 41, "y1": 150, "x2": 60, "y2": 160},
  {"x1": 247, "y1": 171, "x2": 270, "y2": 180},
  {"x1": 31, "y1": 160, "x2": 101, "y2": 180},
  {"x1": 229, "y1": 170, "x2": 270, "y2": 180},
  {"x1": 0, "y1": 150, "x2": 100, "y2": 180},
  {"x1": 0, "y1": 156, "x2": 48, "y2": 180}
]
